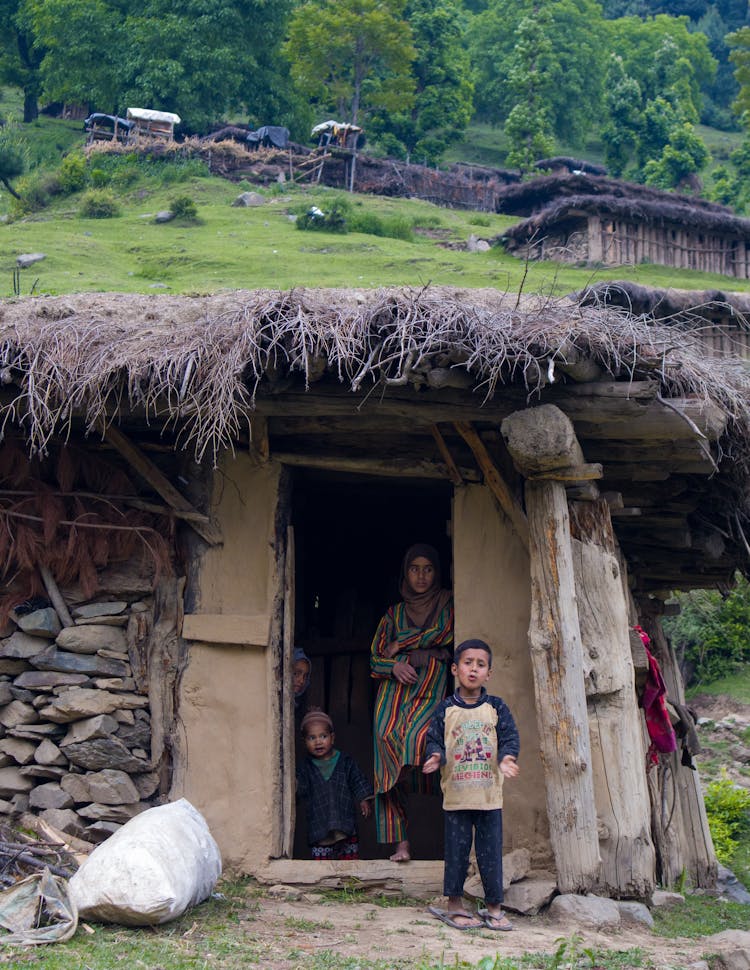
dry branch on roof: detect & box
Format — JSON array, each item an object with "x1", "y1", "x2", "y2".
[{"x1": 1, "y1": 288, "x2": 750, "y2": 469}]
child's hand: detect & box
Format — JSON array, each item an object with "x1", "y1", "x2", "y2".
[
  {"x1": 422, "y1": 753, "x2": 441, "y2": 774},
  {"x1": 500, "y1": 755, "x2": 519, "y2": 779},
  {"x1": 360, "y1": 798, "x2": 372, "y2": 818}
]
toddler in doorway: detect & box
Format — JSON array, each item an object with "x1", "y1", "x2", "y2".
[{"x1": 296, "y1": 709, "x2": 373, "y2": 860}]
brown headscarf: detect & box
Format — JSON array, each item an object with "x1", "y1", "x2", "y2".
[{"x1": 399, "y1": 543, "x2": 451, "y2": 629}]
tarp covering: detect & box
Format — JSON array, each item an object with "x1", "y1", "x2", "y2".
[
  {"x1": 247, "y1": 125, "x2": 289, "y2": 149},
  {"x1": 0, "y1": 869, "x2": 77, "y2": 946},
  {"x1": 126, "y1": 107, "x2": 181, "y2": 125}
]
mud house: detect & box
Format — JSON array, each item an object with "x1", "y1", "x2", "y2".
[
  {"x1": 1, "y1": 288, "x2": 748, "y2": 898},
  {"x1": 498, "y1": 177, "x2": 750, "y2": 278}
]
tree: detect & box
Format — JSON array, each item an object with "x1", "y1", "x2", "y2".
[
  {"x1": 642, "y1": 121, "x2": 710, "y2": 188},
  {"x1": 368, "y1": 0, "x2": 473, "y2": 163},
  {"x1": 469, "y1": 0, "x2": 608, "y2": 149},
  {"x1": 0, "y1": 121, "x2": 28, "y2": 198},
  {"x1": 23, "y1": 0, "x2": 297, "y2": 133},
  {"x1": 0, "y1": 0, "x2": 44, "y2": 121},
  {"x1": 601, "y1": 55, "x2": 642, "y2": 176},
  {"x1": 283, "y1": 0, "x2": 415, "y2": 127},
  {"x1": 503, "y1": 13, "x2": 554, "y2": 171},
  {"x1": 728, "y1": 26, "x2": 750, "y2": 130}
]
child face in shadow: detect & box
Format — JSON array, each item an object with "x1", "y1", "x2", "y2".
[
  {"x1": 293, "y1": 658, "x2": 311, "y2": 695},
  {"x1": 304, "y1": 719, "x2": 335, "y2": 759}
]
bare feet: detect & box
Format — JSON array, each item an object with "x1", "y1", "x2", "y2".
[{"x1": 389, "y1": 840, "x2": 411, "y2": 862}]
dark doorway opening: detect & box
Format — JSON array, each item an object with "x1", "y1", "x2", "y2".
[{"x1": 292, "y1": 469, "x2": 453, "y2": 860}]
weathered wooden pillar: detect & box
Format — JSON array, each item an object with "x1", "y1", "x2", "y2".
[{"x1": 502, "y1": 405, "x2": 601, "y2": 892}]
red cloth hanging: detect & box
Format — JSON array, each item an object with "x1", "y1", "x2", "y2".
[{"x1": 635, "y1": 626, "x2": 677, "y2": 764}]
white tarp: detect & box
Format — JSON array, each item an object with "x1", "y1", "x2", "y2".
[{"x1": 127, "y1": 107, "x2": 181, "y2": 125}]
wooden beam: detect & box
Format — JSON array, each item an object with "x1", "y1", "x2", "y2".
[
  {"x1": 454, "y1": 421, "x2": 528, "y2": 548},
  {"x1": 528, "y1": 463, "x2": 603, "y2": 482},
  {"x1": 182, "y1": 613, "x2": 269, "y2": 646},
  {"x1": 249, "y1": 416, "x2": 270, "y2": 463},
  {"x1": 274, "y1": 451, "x2": 479, "y2": 482},
  {"x1": 101, "y1": 423, "x2": 222, "y2": 546},
  {"x1": 525, "y1": 479, "x2": 601, "y2": 893},
  {"x1": 430, "y1": 425, "x2": 464, "y2": 487}
]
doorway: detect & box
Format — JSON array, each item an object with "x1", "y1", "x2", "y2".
[{"x1": 291, "y1": 470, "x2": 453, "y2": 860}]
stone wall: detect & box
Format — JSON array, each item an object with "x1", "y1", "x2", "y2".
[{"x1": 0, "y1": 595, "x2": 160, "y2": 844}]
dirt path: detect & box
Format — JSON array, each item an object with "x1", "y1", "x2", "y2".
[{"x1": 242, "y1": 896, "x2": 710, "y2": 968}]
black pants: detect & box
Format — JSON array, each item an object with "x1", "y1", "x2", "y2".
[{"x1": 443, "y1": 808, "x2": 503, "y2": 904}]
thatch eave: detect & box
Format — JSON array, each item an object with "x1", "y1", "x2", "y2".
[{"x1": 2, "y1": 287, "x2": 750, "y2": 591}]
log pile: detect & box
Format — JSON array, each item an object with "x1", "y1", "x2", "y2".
[
  {"x1": 0, "y1": 590, "x2": 160, "y2": 846},
  {"x1": 0, "y1": 819, "x2": 79, "y2": 886}
]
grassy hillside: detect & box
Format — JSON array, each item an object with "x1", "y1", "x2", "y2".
[{"x1": 3, "y1": 93, "x2": 750, "y2": 297}]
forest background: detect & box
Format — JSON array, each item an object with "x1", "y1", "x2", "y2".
[{"x1": 4, "y1": 0, "x2": 750, "y2": 209}]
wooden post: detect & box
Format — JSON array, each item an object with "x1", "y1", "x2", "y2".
[{"x1": 526, "y1": 479, "x2": 601, "y2": 892}]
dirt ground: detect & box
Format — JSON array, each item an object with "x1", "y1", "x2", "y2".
[{"x1": 242, "y1": 895, "x2": 713, "y2": 968}]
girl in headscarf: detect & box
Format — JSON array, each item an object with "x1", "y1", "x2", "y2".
[{"x1": 370, "y1": 543, "x2": 454, "y2": 861}]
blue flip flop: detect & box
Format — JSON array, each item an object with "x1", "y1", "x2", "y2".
[
  {"x1": 477, "y1": 907, "x2": 514, "y2": 931},
  {"x1": 428, "y1": 906, "x2": 484, "y2": 930}
]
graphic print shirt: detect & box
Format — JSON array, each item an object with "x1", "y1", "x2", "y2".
[{"x1": 425, "y1": 689, "x2": 519, "y2": 812}]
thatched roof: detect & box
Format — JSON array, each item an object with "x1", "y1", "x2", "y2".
[
  {"x1": 2, "y1": 287, "x2": 750, "y2": 592},
  {"x1": 533, "y1": 157, "x2": 608, "y2": 177},
  {"x1": 501, "y1": 194, "x2": 750, "y2": 243},
  {"x1": 577, "y1": 281, "x2": 750, "y2": 323},
  {"x1": 496, "y1": 172, "x2": 732, "y2": 218}
]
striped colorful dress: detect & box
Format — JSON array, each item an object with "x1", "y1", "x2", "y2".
[{"x1": 370, "y1": 597, "x2": 454, "y2": 843}]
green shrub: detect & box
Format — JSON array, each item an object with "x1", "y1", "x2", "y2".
[
  {"x1": 9, "y1": 172, "x2": 55, "y2": 215},
  {"x1": 704, "y1": 772, "x2": 750, "y2": 862},
  {"x1": 296, "y1": 196, "x2": 349, "y2": 232},
  {"x1": 468, "y1": 214, "x2": 491, "y2": 227},
  {"x1": 57, "y1": 152, "x2": 87, "y2": 193},
  {"x1": 169, "y1": 195, "x2": 198, "y2": 221},
  {"x1": 347, "y1": 210, "x2": 414, "y2": 241},
  {"x1": 79, "y1": 189, "x2": 120, "y2": 218},
  {"x1": 89, "y1": 168, "x2": 110, "y2": 188}
]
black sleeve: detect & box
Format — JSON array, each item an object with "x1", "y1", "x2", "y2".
[
  {"x1": 296, "y1": 762, "x2": 309, "y2": 799},
  {"x1": 425, "y1": 700, "x2": 449, "y2": 764},
  {"x1": 345, "y1": 755, "x2": 374, "y2": 802},
  {"x1": 492, "y1": 697, "x2": 520, "y2": 761}
]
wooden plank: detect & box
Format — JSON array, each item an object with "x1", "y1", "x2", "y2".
[
  {"x1": 102, "y1": 423, "x2": 222, "y2": 546},
  {"x1": 454, "y1": 421, "x2": 528, "y2": 548},
  {"x1": 255, "y1": 859, "x2": 444, "y2": 898},
  {"x1": 430, "y1": 425, "x2": 464, "y2": 486},
  {"x1": 282, "y1": 525, "x2": 295, "y2": 858},
  {"x1": 525, "y1": 479, "x2": 601, "y2": 893},
  {"x1": 274, "y1": 451, "x2": 480, "y2": 482},
  {"x1": 182, "y1": 612, "x2": 269, "y2": 646},
  {"x1": 250, "y1": 416, "x2": 270, "y2": 463},
  {"x1": 528, "y1": 463, "x2": 603, "y2": 482}
]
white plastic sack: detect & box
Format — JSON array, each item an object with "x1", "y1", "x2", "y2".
[{"x1": 68, "y1": 798, "x2": 221, "y2": 925}]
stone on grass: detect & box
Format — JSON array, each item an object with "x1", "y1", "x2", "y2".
[
  {"x1": 16, "y1": 253, "x2": 46, "y2": 268},
  {"x1": 651, "y1": 889, "x2": 685, "y2": 907},
  {"x1": 232, "y1": 191, "x2": 265, "y2": 207},
  {"x1": 717, "y1": 864, "x2": 750, "y2": 905},
  {"x1": 267, "y1": 884, "x2": 302, "y2": 901},
  {"x1": 154, "y1": 210, "x2": 174, "y2": 223},
  {"x1": 28, "y1": 782, "x2": 74, "y2": 810},
  {"x1": 616, "y1": 900, "x2": 654, "y2": 928},
  {"x1": 549, "y1": 893, "x2": 621, "y2": 929},
  {"x1": 16, "y1": 608, "x2": 61, "y2": 638},
  {"x1": 56, "y1": 625, "x2": 126, "y2": 655}
]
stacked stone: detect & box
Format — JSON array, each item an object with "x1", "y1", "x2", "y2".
[{"x1": 0, "y1": 599, "x2": 159, "y2": 844}]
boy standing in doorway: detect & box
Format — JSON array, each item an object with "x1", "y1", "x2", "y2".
[{"x1": 423, "y1": 638, "x2": 520, "y2": 931}]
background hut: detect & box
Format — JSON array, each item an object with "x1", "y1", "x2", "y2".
[{"x1": 0, "y1": 288, "x2": 748, "y2": 897}]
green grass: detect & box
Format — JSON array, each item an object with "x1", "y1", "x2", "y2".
[
  {"x1": 652, "y1": 894, "x2": 750, "y2": 938},
  {"x1": 688, "y1": 666, "x2": 750, "y2": 705}
]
